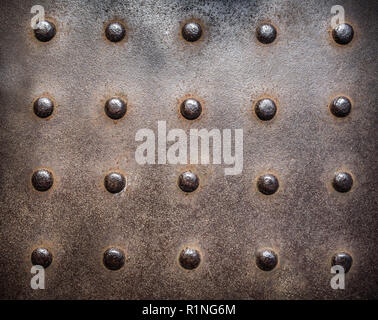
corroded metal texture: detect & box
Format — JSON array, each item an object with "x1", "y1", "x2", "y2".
[{"x1": 0, "y1": 0, "x2": 377, "y2": 299}]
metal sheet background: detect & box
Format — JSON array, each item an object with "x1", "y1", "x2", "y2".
[{"x1": 0, "y1": 0, "x2": 377, "y2": 299}]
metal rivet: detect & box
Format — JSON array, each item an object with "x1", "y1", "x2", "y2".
[
  {"x1": 257, "y1": 174, "x2": 279, "y2": 195},
  {"x1": 34, "y1": 20, "x2": 56, "y2": 42},
  {"x1": 255, "y1": 98, "x2": 277, "y2": 121},
  {"x1": 332, "y1": 172, "x2": 353, "y2": 193},
  {"x1": 182, "y1": 22, "x2": 202, "y2": 42},
  {"x1": 256, "y1": 23, "x2": 277, "y2": 44},
  {"x1": 31, "y1": 248, "x2": 53, "y2": 268},
  {"x1": 180, "y1": 98, "x2": 202, "y2": 120},
  {"x1": 104, "y1": 172, "x2": 126, "y2": 194},
  {"x1": 332, "y1": 252, "x2": 353, "y2": 273},
  {"x1": 332, "y1": 23, "x2": 354, "y2": 45},
  {"x1": 178, "y1": 171, "x2": 199, "y2": 192},
  {"x1": 179, "y1": 247, "x2": 201, "y2": 270},
  {"x1": 103, "y1": 247, "x2": 125, "y2": 270},
  {"x1": 32, "y1": 169, "x2": 53, "y2": 192},
  {"x1": 330, "y1": 96, "x2": 351, "y2": 117},
  {"x1": 105, "y1": 97, "x2": 127, "y2": 120},
  {"x1": 33, "y1": 97, "x2": 54, "y2": 118},
  {"x1": 256, "y1": 249, "x2": 278, "y2": 271},
  {"x1": 105, "y1": 22, "x2": 126, "y2": 42}
]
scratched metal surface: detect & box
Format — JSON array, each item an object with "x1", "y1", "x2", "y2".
[{"x1": 0, "y1": 0, "x2": 377, "y2": 299}]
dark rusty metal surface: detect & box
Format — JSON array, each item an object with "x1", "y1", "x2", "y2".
[{"x1": 0, "y1": 0, "x2": 377, "y2": 299}]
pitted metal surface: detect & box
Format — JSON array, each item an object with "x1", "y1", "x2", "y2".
[{"x1": 0, "y1": 0, "x2": 377, "y2": 299}]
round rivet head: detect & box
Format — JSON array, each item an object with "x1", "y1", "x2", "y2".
[
  {"x1": 178, "y1": 171, "x2": 199, "y2": 192},
  {"x1": 33, "y1": 97, "x2": 54, "y2": 118},
  {"x1": 256, "y1": 23, "x2": 277, "y2": 44},
  {"x1": 256, "y1": 249, "x2": 278, "y2": 271},
  {"x1": 180, "y1": 98, "x2": 202, "y2": 120},
  {"x1": 34, "y1": 20, "x2": 56, "y2": 42},
  {"x1": 332, "y1": 252, "x2": 352, "y2": 273},
  {"x1": 105, "y1": 97, "x2": 127, "y2": 120},
  {"x1": 32, "y1": 169, "x2": 53, "y2": 192},
  {"x1": 330, "y1": 96, "x2": 351, "y2": 117},
  {"x1": 332, "y1": 172, "x2": 353, "y2": 193},
  {"x1": 105, "y1": 22, "x2": 126, "y2": 42},
  {"x1": 179, "y1": 248, "x2": 201, "y2": 270},
  {"x1": 103, "y1": 248, "x2": 125, "y2": 270},
  {"x1": 182, "y1": 22, "x2": 202, "y2": 42},
  {"x1": 104, "y1": 172, "x2": 126, "y2": 194},
  {"x1": 31, "y1": 248, "x2": 52, "y2": 268},
  {"x1": 255, "y1": 98, "x2": 277, "y2": 121},
  {"x1": 332, "y1": 23, "x2": 354, "y2": 45},
  {"x1": 257, "y1": 174, "x2": 279, "y2": 195}
]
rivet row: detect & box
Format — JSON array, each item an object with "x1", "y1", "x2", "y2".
[
  {"x1": 33, "y1": 19, "x2": 354, "y2": 45},
  {"x1": 30, "y1": 247, "x2": 353, "y2": 272},
  {"x1": 32, "y1": 95, "x2": 353, "y2": 120},
  {"x1": 30, "y1": 169, "x2": 354, "y2": 194}
]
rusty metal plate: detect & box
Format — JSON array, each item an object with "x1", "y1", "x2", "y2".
[{"x1": 0, "y1": 0, "x2": 377, "y2": 299}]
